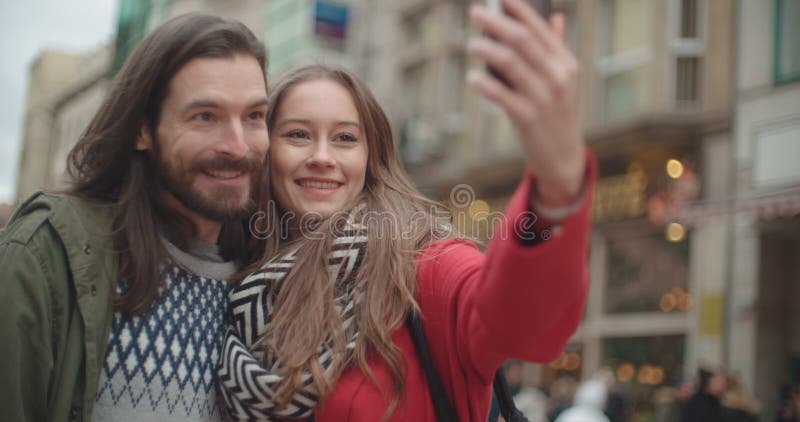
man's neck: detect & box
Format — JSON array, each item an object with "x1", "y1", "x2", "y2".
[
  {"x1": 193, "y1": 219, "x2": 223, "y2": 244},
  {"x1": 159, "y1": 191, "x2": 222, "y2": 244}
]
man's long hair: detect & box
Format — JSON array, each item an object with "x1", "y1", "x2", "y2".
[
  {"x1": 66, "y1": 13, "x2": 268, "y2": 316},
  {"x1": 242, "y1": 65, "x2": 457, "y2": 417}
]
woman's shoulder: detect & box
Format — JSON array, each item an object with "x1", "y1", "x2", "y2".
[
  {"x1": 414, "y1": 238, "x2": 483, "y2": 296},
  {"x1": 416, "y1": 237, "x2": 480, "y2": 265}
]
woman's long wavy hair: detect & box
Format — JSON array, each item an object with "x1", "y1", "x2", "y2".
[
  {"x1": 66, "y1": 13, "x2": 268, "y2": 316},
  {"x1": 241, "y1": 65, "x2": 457, "y2": 416}
]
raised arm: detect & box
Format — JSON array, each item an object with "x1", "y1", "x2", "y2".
[{"x1": 416, "y1": 151, "x2": 594, "y2": 383}]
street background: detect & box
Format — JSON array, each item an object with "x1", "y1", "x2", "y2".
[{"x1": 1, "y1": 1, "x2": 798, "y2": 421}]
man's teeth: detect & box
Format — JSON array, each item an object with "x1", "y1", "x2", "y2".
[
  {"x1": 301, "y1": 180, "x2": 339, "y2": 189},
  {"x1": 206, "y1": 170, "x2": 243, "y2": 179}
]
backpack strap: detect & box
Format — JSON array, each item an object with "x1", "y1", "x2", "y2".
[
  {"x1": 493, "y1": 370, "x2": 530, "y2": 422},
  {"x1": 406, "y1": 312, "x2": 459, "y2": 422},
  {"x1": 406, "y1": 312, "x2": 529, "y2": 422}
]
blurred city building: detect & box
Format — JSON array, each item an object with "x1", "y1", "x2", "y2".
[
  {"x1": 265, "y1": 0, "x2": 355, "y2": 74},
  {"x1": 729, "y1": 0, "x2": 800, "y2": 419},
  {"x1": 12, "y1": 0, "x2": 799, "y2": 419},
  {"x1": 565, "y1": 2, "x2": 736, "y2": 418},
  {"x1": 15, "y1": 47, "x2": 110, "y2": 201}
]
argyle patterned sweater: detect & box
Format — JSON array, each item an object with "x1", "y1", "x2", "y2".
[{"x1": 92, "y1": 264, "x2": 230, "y2": 422}]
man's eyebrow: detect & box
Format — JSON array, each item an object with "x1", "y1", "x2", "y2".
[
  {"x1": 181, "y1": 97, "x2": 269, "y2": 113},
  {"x1": 247, "y1": 97, "x2": 269, "y2": 108}
]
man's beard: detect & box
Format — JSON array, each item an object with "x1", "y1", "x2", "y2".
[{"x1": 155, "y1": 151, "x2": 264, "y2": 223}]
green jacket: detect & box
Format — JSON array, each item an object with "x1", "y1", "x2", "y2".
[{"x1": 0, "y1": 193, "x2": 118, "y2": 422}]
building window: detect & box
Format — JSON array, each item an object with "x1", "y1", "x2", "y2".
[
  {"x1": 604, "y1": 65, "x2": 651, "y2": 121},
  {"x1": 605, "y1": 229, "x2": 691, "y2": 314},
  {"x1": 675, "y1": 56, "x2": 701, "y2": 104},
  {"x1": 670, "y1": 0, "x2": 705, "y2": 108},
  {"x1": 441, "y1": 53, "x2": 466, "y2": 139},
  {"x1": 596, "y1": 0, "x2": 655, "y2": 121},
  {"x1": 400, "y1": 5, "x2": 449, "y2": 164},
  {"x1": 401, "y1": 61, "x2": 442, "y2": 163},
  {"x1": 775, "y1": 0, "x2": 800, "y2": 84},
  {"x1": 680, "y1": 0, "x2": 699, "y2": 38}
]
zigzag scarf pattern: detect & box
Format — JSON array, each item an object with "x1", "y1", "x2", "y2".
[{"x1": 218, "y1": 213, "x2": 368, "y2": 420}]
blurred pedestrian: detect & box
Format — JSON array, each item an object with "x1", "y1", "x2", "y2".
[
  {"x1": 548, "y1": 376, "x2": 578, "y2": 422},
  {"x1": 681, "y1": 367, "x2": 727, "y2": 422},
  {"x1": 776, "y1": 384, "x2": 800, "y2": 422},
  {"x1": 653, "y1": 386, "x2": 681, "y2": 422},
  {"x1": 721, "y1": 374, "x2": 760, "y2": 422},
  {"x1": 595, "y1": 366, "x2": 630, "y2": 422},
  {"x1": 554, "y1": 379, "x2": 610, "y2": 422}
]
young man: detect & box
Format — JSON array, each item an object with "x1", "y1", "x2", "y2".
[{"x1": 0, "y1": 14, "x2": 269, "y2": 421}]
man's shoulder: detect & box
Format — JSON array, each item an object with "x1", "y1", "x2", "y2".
[{"x1": 1, "y1": 192, "x2": 114, "y2": 249}]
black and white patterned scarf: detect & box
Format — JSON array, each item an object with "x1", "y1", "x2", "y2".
[{"x1": 218, "y1": 213, "x2": 367, "y2": 420}]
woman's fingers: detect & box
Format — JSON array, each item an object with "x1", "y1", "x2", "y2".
[
  {"x1": 469, "y1": 4, "x2": 576, "y2": 89},
  {"x1": 500, "y1": 0, "x2": 561, "y2": 50},
  {"x1": 549, "y1": 12, "x2": 566, "y2": 40},
  {"x1": 469, "y1": 4, "x2": 550, "y2": 68},
  {"x1": 467, "y1": 34, "x2": 578, "y2": 113},
  {"x1": 466, "y1": 69, "x2": 530, "y2": 124},
  {"x1": 466, "y1": 36, "x2": 548, "y2": 101}
]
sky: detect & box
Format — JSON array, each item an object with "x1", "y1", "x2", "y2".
[{"x1": 0, "y1": 0, "x2": 117, "y2": 204}]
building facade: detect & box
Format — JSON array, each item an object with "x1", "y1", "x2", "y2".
[
  {"x1": 16, "y1": 47, "x2": 110, "y2": 202},
  {"x1": 729, "y1": 0, "x2": 800, "y2": 419},
  {"x1": 568, "y1": 0, "x2": 736, "y2": 406},
  {"x1": 16, "y1": 49, "x2": 84, "y2": 202},
  {"x1": 265, "y1": 0, "x2": 356, "y2": 74}
]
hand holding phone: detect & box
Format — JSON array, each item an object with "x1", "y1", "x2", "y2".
[
  {"x1": 467, "y1": 0, "x2": 586, "y2": 207},
  {"x1": 485, "y1": 0, "x2": 552, "y2": 87}
]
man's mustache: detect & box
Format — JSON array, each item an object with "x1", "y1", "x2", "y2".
[{"x1": 190, "y1": 154, "x2": 264, "y2": 174}]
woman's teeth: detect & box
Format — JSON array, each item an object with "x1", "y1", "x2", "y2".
[{"x1": 300, "y1": 180, "x2": 339, "y2": 189}]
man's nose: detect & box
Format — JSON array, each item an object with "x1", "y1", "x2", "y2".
[{"x1": 216, "y1": 120, "x2": 248, "y2": 159}]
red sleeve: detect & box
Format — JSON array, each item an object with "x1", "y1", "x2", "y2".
[{"x1": 415, "y1": 150, "x2": 597, "y2": 383}]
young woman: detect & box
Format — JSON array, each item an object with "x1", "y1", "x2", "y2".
[{"x1": 219, "y1": 0, "x2": 595, "y2": 420}]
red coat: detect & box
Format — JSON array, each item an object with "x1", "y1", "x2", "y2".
[{"x1": 315, "y1": 155, "x2": 596, "y2": 421}]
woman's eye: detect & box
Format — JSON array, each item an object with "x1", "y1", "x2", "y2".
[
  {"x1": 335, "y1": 133, "x2": 358, "y2": 143},
  {"x1": 284, "y1": 130, "x2": 309, "y2": 139}
]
